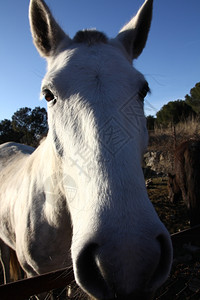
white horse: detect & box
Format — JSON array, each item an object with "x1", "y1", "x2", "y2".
[{"x1": 0, "y1": 0, "x2": 172, "y2": 299}]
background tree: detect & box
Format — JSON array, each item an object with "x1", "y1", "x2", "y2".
[
  {"x1": 185, "y1": 82, "x2": 200, "y2": 115},
  {"x1": 146, "y1": 115, "x2": 156, "y2": 130},
  {"x1": 0, "y1": 119, "x2": 22, "y2": 144},
  {"x1": 0, "y1": 106, "x2": 48, "y2": 147},
  {"x1": 156, "y1": 100, "x2": 195, "y2": 127},
  {"x1": 30, "y1": 107, "x2": 48, "y2": 137}
]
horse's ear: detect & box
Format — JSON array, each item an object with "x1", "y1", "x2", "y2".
[
  {"x1": 29, "y1": 0, "x2": 71, "y2": 57},
  {"x1": 117, "y1": 0, "x2": 153, "y2": 60}
]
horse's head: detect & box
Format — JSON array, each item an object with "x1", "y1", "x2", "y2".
[{"x1": 29, "y1": 0, "x2": 172, "y2": 299}]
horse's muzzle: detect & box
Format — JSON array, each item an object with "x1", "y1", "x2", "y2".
[{"x1": 74, "y1": 234, "x2": 171, "y2": 300}]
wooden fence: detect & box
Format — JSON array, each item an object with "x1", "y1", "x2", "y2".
[
  {"x1": 1, "y1": 225, "x2": 200, "y2": 300},
  {"x1": 0, "y1": 268, "x2": 74, "y2": 300}
]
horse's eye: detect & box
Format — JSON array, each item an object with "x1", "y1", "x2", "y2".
[
  {"x1": 43, "y1": 89, "x2": 56, "y2": 102},
  {"x1": 139, "y1": 82, "x2": 150, "y2": 100}
]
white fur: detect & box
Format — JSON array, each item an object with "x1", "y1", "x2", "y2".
[{"x1": 0, "y1": 0, "x2": 172, "y2": 299}]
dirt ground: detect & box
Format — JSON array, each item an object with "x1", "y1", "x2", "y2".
[{"x1": 148, "y1": 177, "x2": 200, "y2": 300}]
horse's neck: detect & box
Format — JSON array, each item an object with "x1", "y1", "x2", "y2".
[
  {"x1": 29, "y1": 136, "x2": 64, "y2": 197},
  {"x1": 8, "y1": 139, "x2": 68, "y2": 234},
  {"x1": 31, "y1": 137, "x2": 59, "y2": 179},
  {"x1": 0, "y1": 138, "x2": 69, "y2": 249}
]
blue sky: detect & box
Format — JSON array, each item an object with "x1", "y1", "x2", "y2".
[{"x1": 0, "y1": 0, "x2": 200, "y2": 120}]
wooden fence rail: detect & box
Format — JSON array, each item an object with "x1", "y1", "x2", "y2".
[
  {"x1": 1, "y1": 225, "x2": 200, "y2": 300},
  {"x1": 0, "y1": 268, "x2": 74, "y2": 300},
  {"x1": 171, "y1": 225, "x2": 200, "y2": 245}
]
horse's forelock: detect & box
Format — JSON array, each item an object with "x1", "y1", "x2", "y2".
[{"x1": 73, "y1": 30, "x2": 108, "y2": 46}]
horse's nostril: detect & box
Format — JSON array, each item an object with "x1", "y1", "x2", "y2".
[{"x1": 75, "y1": 243, "x2": 113, "y2": 299}]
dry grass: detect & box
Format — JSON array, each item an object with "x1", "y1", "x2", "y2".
[
  {"x1": 149, "y1": 118, "x2": 200, "y2": 151},
  {"x1": 146, "y1": 118, "x2": 200, "y2": 174}
]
